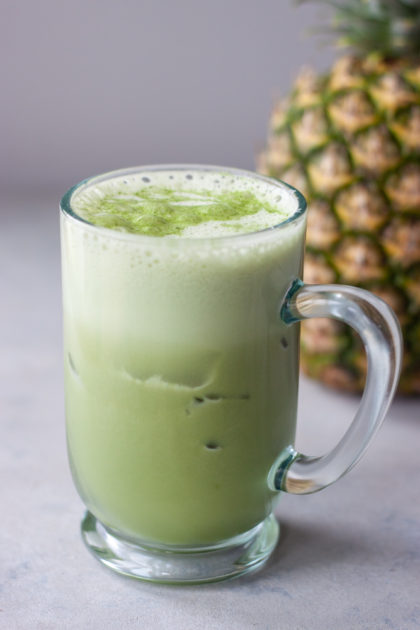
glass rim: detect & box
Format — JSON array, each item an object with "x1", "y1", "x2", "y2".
[{"x1": 60, "y1": 164, "x2": 307, "y2": 244}]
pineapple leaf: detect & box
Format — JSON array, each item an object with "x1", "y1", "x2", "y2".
[{"x1": 297, "y1": 0, "x2": 420, "y2": 56}]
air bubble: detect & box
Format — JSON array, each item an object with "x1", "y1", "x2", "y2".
[
  {"x1": 205, "y1": 393, "x2": 221, "y2": 401},
  {"x1": 205, "y1": 442, "x2": 221, "y2": 451}
]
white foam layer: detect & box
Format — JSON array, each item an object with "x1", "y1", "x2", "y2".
[
  {"x1": 178, "y1": 209, "x2": 286, "y2": 238},
  {"x1": 71, "y1": 168, "x2": 300, "y2": 238}
]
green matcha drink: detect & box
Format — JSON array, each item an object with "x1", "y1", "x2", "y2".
[{"x1": 61, "y1": 166, "x2": 306, "y2": 547}]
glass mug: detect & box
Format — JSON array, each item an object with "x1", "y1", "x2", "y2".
[{"x1": 60, "y1": 165, "x2": 402, "y2": 584}]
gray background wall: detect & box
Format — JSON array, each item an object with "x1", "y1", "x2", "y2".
[{"x1": 2, "y1": 0, "x2": 333, "y2": 200}]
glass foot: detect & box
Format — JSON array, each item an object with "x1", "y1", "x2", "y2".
[{"x1": 81, "y1": 511, "x2": 279, "y2": 585}]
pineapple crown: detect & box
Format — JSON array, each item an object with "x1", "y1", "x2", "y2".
[{"x1": 301, "y1": 0, "x2": 420, "y2": 57}]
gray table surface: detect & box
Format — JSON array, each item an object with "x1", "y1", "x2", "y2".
[{"x1": 1, "y1": 198, "x2": 419, "y2": 630}]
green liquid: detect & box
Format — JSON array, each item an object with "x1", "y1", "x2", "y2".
[{"x1": 62, "y1": 169, "x2": 306, "y2": 545}]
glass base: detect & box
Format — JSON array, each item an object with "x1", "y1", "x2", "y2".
[{"x1": 81, "y1": 511, "x2": 280, "y2": 585}]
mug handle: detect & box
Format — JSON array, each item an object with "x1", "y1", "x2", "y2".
[{"x1": 269, "y1": 280, "x2": 403, "y2": 495}]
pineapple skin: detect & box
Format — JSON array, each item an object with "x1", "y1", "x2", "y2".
[{"x1": 258, "y1": 55, "x2": 420, "y2": 394}]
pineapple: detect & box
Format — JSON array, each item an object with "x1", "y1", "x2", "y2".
[{"x1": 258, "y1": 0, "x2": 420, "y2": 394}]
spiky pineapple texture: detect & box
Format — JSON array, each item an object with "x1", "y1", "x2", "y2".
[{"x1": 258, "y1": 1, "x2": 420, "y2": 393}]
